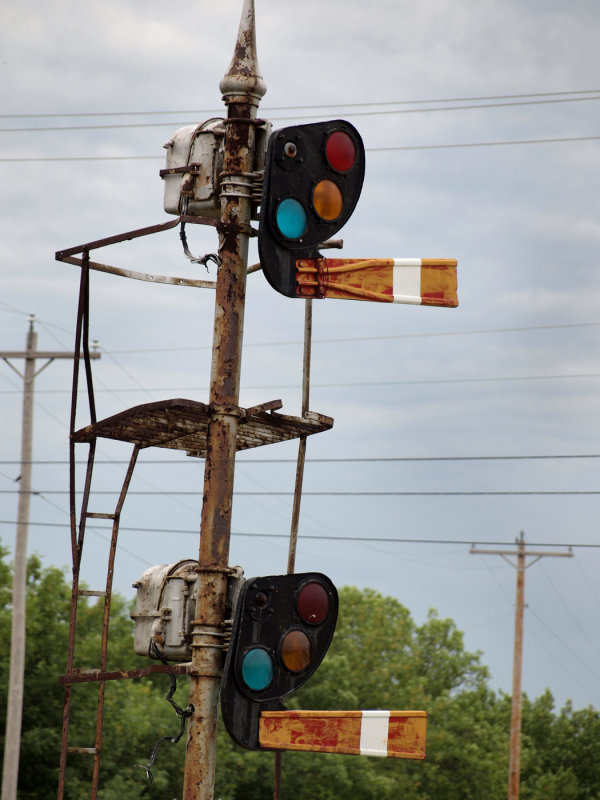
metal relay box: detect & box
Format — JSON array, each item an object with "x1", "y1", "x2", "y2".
[
  {"x1": 131, "y1": 559, "x2": 244, "y2": 662},
  {"x1": 161, "y1": 117, "x2": 271, "y2": 219}
]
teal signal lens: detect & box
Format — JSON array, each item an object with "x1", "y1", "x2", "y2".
[
  {"x1": 276, "y1": 198, "x2": 307, "y2": 239},
  {"x1": 241, "y1": 647, "x2": 274, "y2": 691}
]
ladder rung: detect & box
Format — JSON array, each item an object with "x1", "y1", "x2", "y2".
[
  {"x1": 71, "y1": 669, "x2": 102, "y2": 677},
  {"x1": 85, "y1": 512, "x2": 117, "y2": 520},
  {"x1": 77, "y1": 590, "x2": 107, "y2": 597},
  {"x1": 67, "y1": 747, "x2": 97, "y2": 755}
]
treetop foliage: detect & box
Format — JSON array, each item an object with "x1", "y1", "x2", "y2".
[{"x1": 0, "y1": 546, "x2": 598, "y2": 799}]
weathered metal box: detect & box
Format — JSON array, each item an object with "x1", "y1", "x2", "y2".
[
  {"x1": 131, "y1": 560, "x2": 244, "y2": 662},
  {"x1": 161, "y1": 117, "x2": 271, "y2": 219},
  {"x1": 131, "y1": 559, "x2": 200, "y2": 661},
  {"x1": 162, "y1": 118, "x2": 226, "y2": 218}
]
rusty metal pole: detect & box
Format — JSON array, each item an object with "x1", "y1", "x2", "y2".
[
  {"x1": 508, "y1": 532, "x2": 525, "y2": 800},
  {"x1": 182, "y1": 3, "x2": 266, "y2": 799}
]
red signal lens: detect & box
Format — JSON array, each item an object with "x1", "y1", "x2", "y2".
[
  {"x1": 297, "y1": 581, "x2": 330, "y2": 624},
  {"x1": 325, "y1": 131, "x2": 357, "y2": 173},
  {"x1": 281, "y1": 629, "x2": 312, "y2": 672}
]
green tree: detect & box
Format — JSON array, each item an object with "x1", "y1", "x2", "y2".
[
  {"x1": 0, "y1": 545, "x2": 189, "y2": 800},
  {"x1": 3, "y1": 548, "x2": 600, "y2": 800},
  {"x1": 516, "y1": 690, "x2": 600, "y2": 800}
]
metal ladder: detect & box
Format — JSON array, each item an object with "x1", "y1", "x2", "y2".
[{"x1": 57, "y1": 256, "x2": 140, "y2": 800}]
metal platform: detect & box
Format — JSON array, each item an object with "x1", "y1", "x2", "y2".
[{"x1": 71, "y1": 398, "x2": 334, "y2": 456}]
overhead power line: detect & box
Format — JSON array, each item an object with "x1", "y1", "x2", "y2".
[
  {"x1": 0, "y1": 519, "x2": 597, "y2": 548},
  {"x1": 3, "y1": 369, "x2": 600, "y2": 395},
  {"x1": 2, "y1": 135, "x2": 599, "y2": 163},
  {"x1": 1, "y1": 489, "x2": 599, "y2": 496},
  {"x1": 1, "y1": 454, "x2": 599, "y2": 466},
  {"x1": 1, "y1": 93, "x2": 599, "y2": 133},
  {"x1": 2, "y1": 89, "x2": 599, "y2": 119},
  {"x1": 97, "y1": 320, "x2": 600, "y2": 354},
  {"x1": 372, "y1": 135, "x2": 600, "y2": 152}
]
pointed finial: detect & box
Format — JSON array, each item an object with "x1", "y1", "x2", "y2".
[{"x1": 219, "y1": 0, "x2": 267, "y2": 105}]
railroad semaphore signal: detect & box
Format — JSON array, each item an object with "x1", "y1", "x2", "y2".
[
  {"x1": 221, "y1": 572, "x2": 338, "y2": 750},
  {"x1": 259, "y1": 120, "x2": 366, "y2": 297},
  {"x1": 259, "y1": 119, "x2": 457, "y2": 307}
]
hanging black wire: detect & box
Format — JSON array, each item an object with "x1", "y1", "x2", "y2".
[
  {"x1": 179, "y1": 221, "x2": 221, "y2": 270},
  {"x1": 137, "y1": 641, "x2": 194, "y2": 784}
]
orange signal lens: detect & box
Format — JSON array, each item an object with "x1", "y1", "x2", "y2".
[
  {"x1": 280, "y1": 629, "x2": 311, "y2": 672},
  {"x1": 312, "y1": 180, "x2": 343, "y2": 221}
]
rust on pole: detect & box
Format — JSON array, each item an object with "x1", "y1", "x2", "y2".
[{"x1": 182, "y1": 2, "x2": 266, "y2": 799}]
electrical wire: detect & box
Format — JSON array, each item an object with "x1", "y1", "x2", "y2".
[
  {"x1": 371, "y1": 135, "x2": 600, "y2": 152},
  {"x1": 527, "y1": 606, "x2": 600, "y2": 682},
  {"x1": 539, "y1": 561, "x2": 600, "y2": 659},
  {"x1": 3, "y1": 369, "x2": 600, "y2": 395},
  {"x1": 2, "y1": 89, "x2": 598, "y2": 119},
  {"x1": 0, "y1": 520, "x2": 597, "y2": 549},
  {"x1": 2, "y1": 489, "x2": 599, "y2": 496},
  {"x1": 2, "y1": 453, "x2": 599, "y2": 465},
  {"x1": 523, "y1": 612, "x2": 600, "y2": 699},
  {"x1": 2, "y1": 134, "x2": 599, "y2": 163},
  {"x1": 137, "y1": 642, "x2": 193, "y2": 784},
  {"x1": 2, "y1": 93, "x2": 599, "y2": 133}
]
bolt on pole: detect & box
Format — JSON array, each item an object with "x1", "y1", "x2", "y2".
[{"x1": 182, "y1": 2, "x2": 266, "y2": 799}]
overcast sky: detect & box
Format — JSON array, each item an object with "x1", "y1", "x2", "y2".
[{"x1": 1, "y1": 0, "x2": 600, "y2": 714}]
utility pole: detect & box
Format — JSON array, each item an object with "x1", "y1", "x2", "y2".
[
  {"x1": 182, "y1": 2, "x2": 266, "y2": 799},
  {"x1": 470, "y1": 532, "x2": 572, "y2": 800},
  {"x1": 0, "y1": 316, "x2": 99, "y2": 800}
]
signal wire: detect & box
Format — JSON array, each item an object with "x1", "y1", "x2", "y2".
[
  {"x1": 1, "y1": 89, "x2": 598, "y2": 119},
  {"x1": 1, "y1": 93, "x2": 599, "y2": 132},
  {"x1": 1, "y1": 489, "x2": 600, "y2": 496},
  {"x1": 3, "y1": 369, "x2": 600, "y2": 394},
  {"x1": 2, "y1": 134, "x2": 599, "y2": 163},
  {"x1": 1, "y1": 520, "x2": 599, "y2": 549},
  {"x1": 2, "y1": 453, "x2": 599, "y2": 466}
]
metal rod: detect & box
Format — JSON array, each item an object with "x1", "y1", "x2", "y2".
[
  {"x1": 58, "y1": 663, "x2": 191, "y2": 685},
  {"x1": 286, "y1": 300, "x2": 312, "y2": 576}
]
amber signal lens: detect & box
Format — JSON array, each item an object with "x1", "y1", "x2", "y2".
[
  {"x1": 280, "y1": 629, "x2": 312, "y2": 672},
  {"x1": 312, "y1": 179, "x2": 343, "y2": 221}
]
